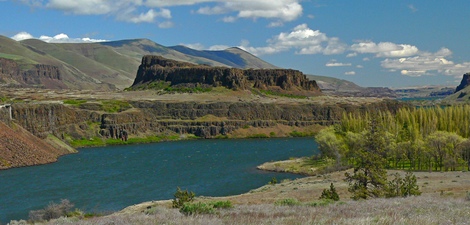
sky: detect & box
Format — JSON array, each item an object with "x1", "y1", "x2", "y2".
[{"x1": 1, "y1": 0, "x2": 469, "y2": 88}]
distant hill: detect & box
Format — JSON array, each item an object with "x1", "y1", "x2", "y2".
[
  {"x1": 445, "y1": 73, "x2": 470, "y2": 101},
  {"x1": 306, "y1": 74, "x2": 397, "y2": 98},
  {"x1": 0, "y1": 36, "x2": 277, "y2": 90}
]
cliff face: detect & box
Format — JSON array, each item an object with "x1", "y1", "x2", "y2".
[
  {"x1": 10, "y1": 100, "x2": 405, "y2": 140},
  {"x1": 12, "y1": 103, "x2": 101, "y2": 139},
  {"x1": 132, "y1": 55, "x2": 320, "y2": 93},
  {"x1": 455, "y1": 73, "x2": 470, "y2": 93},
  {"x1": 0, "y1": 58, "x2": 66, "y2": 89}
]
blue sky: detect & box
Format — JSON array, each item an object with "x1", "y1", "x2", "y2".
[{"x1": 1, "y1": 0, "x2": 469, "y2": 88}]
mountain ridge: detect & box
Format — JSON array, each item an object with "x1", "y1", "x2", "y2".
[{"x1": 0, "y1": 36, "x2": 277, "y2": 90}]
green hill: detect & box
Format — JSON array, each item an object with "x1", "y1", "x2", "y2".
[{"x1": 0, "y1": 36, "x2": 278, "y2": 90}]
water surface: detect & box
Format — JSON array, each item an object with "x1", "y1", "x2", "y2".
[{"x1": 0, "y1": 138, "x2": 318, "y2": 222}]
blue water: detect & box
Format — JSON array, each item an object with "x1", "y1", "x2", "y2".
[{"x1": 0, "y1": 138, "x2": 318, "y2": 222}]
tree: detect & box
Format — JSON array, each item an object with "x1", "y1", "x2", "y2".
[
  {"x1": 385, "y1": 173, "x2": 403, "y2": 198},
  {"x1": 172, "y1": 187, "x2": 195, "y2": 208},
  {"x1": 385, "y1": 172, "x2": 421, "y2": 198},
  {"x1": 458, "y1": 139, "x2": 470, "y2": 171},
  {"x1": 315, "y1": 126, "x2": 346, "y2": 164},
  {"x1": 345, "y1": 117, "x2": 388, "y2": 200},
  {"x1": 426, "y1": 131, "x2": 464, "y2": 171},
  {"x1": 319, "y1": 183, "x2": 340, "y2": 201},
  {"x1": 401, "y1": 171, "x2": 421, "y2": 197}
]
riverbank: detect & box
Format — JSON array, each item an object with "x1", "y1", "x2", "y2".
[{"x1": 33, "y1": 169, "x2": 470, "y2": 225}]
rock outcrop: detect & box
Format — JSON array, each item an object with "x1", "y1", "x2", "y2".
[
  {"x1": 455, "y1": 73, "x2": 470, "y2": 93},
  {"x1": 132, "y1": 55, "x2": 321, "y2": 94},
  {"x1": 0, "y1": 58, "x2": 67, "y2": 89}
]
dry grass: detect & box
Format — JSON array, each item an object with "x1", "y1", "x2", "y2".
[{"x1": 43, "y1": 195, "x2": 470, "y2": 225}]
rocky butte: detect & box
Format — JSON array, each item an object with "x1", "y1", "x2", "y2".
[{"x1": 131, "y1": 55, "x2": 321, "y2": 95}]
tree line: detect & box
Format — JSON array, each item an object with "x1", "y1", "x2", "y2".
[{"x1": 316, "y1": 105, "x2": 470, "y2": 172}]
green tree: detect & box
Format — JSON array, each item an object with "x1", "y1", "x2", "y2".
[
  {"x1": 458, "y1": 139, "x2": 470, "y2": 171},
  {"x1": 345, "y1": 117, "x2": 388, "y2": 200},
  {"x1": 385, "y1": 173, "x2": 403, "y2": 198},
  {"x1": 426, "y1": 131, "x2": 464, "y2": 171},
  {"x1": 315, "y1": 126, "x2": 346, "y2": 164},
  {"x1": 319, "y1": 183, "x2": 340, "y2": 201},
  {"x1": 172, "y1": 187, "x2": 195, "y2": 208},
  {"x1": 401, "y1": 171, "x2": 421, "y2": 197}
]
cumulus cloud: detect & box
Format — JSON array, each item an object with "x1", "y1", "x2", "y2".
[
  {"x1": 20, "y1": 0, "x2": 303, "y2": 25},
  {"x1": 11, "y1": 32, "x2": 108, "y2": 43},
  {"x1": 325, "y1": 60, "x2": 351, "y2": 67},
  {"x1": 381, "y1": 48, "x2": 470, "y2": 77},
  {"x1": 239, "y1": 23, "x2": 346, "y2": 56},
  {"x1": 345, "y1": 71, "x2": 356, "y2": 75},
  {"x1": 11, "y1": 32, "x2": 34, "y2": 41},
  {"x1": 350, "y1": 41, "x2": 419, "y2": 57}
]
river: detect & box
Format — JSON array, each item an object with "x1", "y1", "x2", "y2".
[{"x1": 0, "y1": 137, "x2": 318, "y2": 222}]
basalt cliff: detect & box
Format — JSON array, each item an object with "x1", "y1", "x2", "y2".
[
  {"x1": 0, "y1": 58, "x2": 67, "y2": 89},
  {"x1": 131, "y1": 55, "x2": 321, "y2": 95}
]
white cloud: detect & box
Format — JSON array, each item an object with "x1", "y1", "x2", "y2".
[
  {"x1": 346, "y1": 52, "x2": 357, "y2": 57},
  {"x1": 325, "y1": 60, "x2": 351, "y2": 67},
  {"x1": 11, "y1": 32, "x2": 34, "y2": 41},
  {"x1": 356, "y1": 65, "x2": 363, "y2": 68},
  {"x1": 21, "y1": 0, "x2": 303, "y2": 25},
  {"x1": 158, "y1": 21, "x2": 174, "y2": 28},
  {"x1": 381, "y1": 48, "x2": 470, "y2": 77},
  {"x1": 239, "y1": 23, "x2": 346, "y2": 56},
  {"x1": 11, "y1": 32, "x2": 108, "y2": 43},
  {"x1": 345, "y1": 71, "x2": 356, "y2": 75},
  {"x1": 350, "y1": 41, "x2": 419, "y2": 57}
]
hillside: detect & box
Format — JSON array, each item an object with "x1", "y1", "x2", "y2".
[
  {"x1": 307, "y1": 74, "x2": 397, "y2": 98},
  {"x1": 0, "y1": 121, "x2": 75, "y2": 169},
  {"x1": 446, "y1": 72, "x2": 470, "y2": 101},
  {"x1": 444, "y1": 72, "x2": 470, "y2": 101},
  {"x1": 0, "y1": 36, "x2": 277, "y2": 90}
]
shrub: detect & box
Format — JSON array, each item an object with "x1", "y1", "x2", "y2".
[
  {"x1": 180, "y1": 202, "x2": 215, "y2": 215},
  {"x1": 319, "y1": 183, "x2": 340, "y2": 201},
  {"x1": 172, "y1": 187, "x2": 195, "y2": 208},
  {"x1": 269, "y1": 177, "x2": 278, "y2": 185},
  {"x1": 274, "y1": 198, "x2": 301, "y2": 206},
  {"x1": 211, "y1": 201, "x2": 233, "y2": 209},
  {"x1": 29, "y1": 199, "x2": 74, "y2": 222}
]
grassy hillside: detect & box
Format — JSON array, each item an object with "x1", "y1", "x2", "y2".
[
  {"x1": 0, "y1": 36, "x2": 280, "y2": 90},
  {"x1": 306, "y1": 74, "x2": 363, "y2": 92}
]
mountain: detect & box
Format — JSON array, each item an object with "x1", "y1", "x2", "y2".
[
  {"x1": 306, "y1": 74, "x2": 397, "y2": 98},
  {"x1": 0, "y1": 36, "x2": 277, "y2": 90},
  {"x1": 445, "y1": 73, "x2": 470, "y2": 101}
]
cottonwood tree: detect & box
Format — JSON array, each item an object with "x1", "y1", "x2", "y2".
[
  {"x1": 315, "y1": 126, "x2": 346, "y2": 164},
  {"x1": 426, "y1": 131, "x2": 464, "y2": 171}
]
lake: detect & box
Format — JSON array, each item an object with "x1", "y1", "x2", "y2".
[{"x1": 0, "y1": 137, "x2": 318, "y2": 222}]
